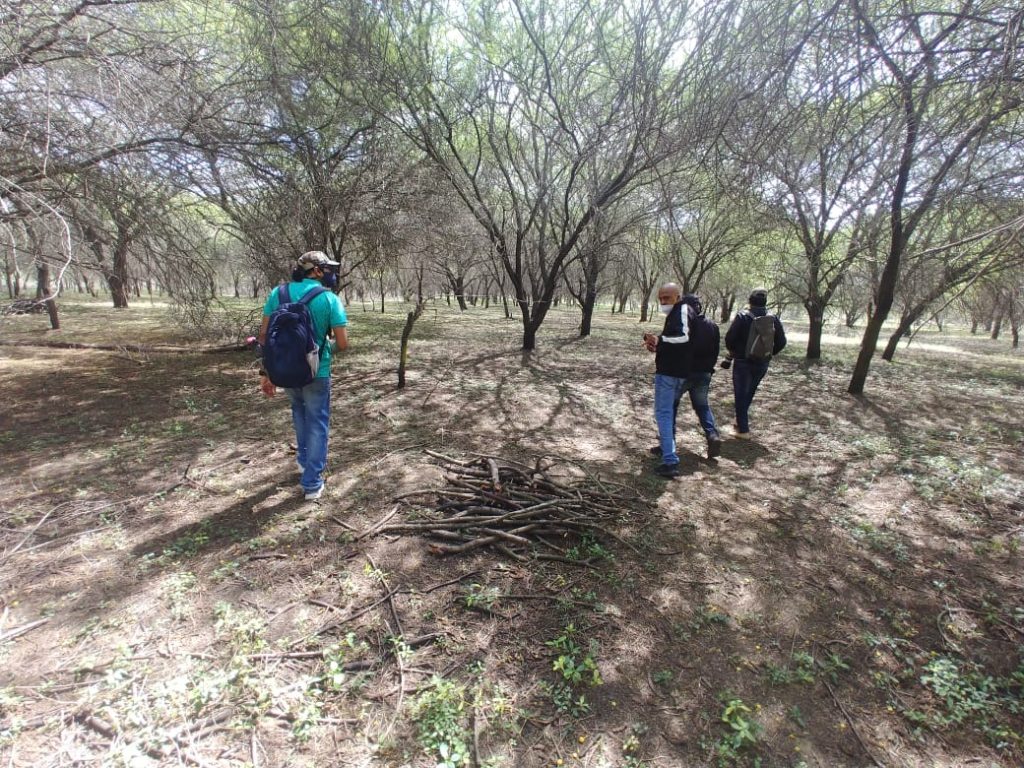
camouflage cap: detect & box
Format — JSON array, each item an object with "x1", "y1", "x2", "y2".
[{"x1": 297, "y1": 250, "x2": 340, "y2": 270}]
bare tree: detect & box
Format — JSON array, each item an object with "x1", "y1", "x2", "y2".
[
  {"x1": 367, "y1": 0, "x2": 753, "y2": 350},
  {"x1": 847, "y1": 0, "x2": 1024, "y2": 394}
]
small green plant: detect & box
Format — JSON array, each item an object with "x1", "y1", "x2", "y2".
[
  {"x1": 921, "y1": 656, "x2": 996, "y2": 726},
  {"x1": 652, "y1": 669, "x2": 673, "y2": 686},
  {"x1": 821, "y1": 652, "x2": 850, "y2": 682},
  {"x1": 291, "y1": 697, "x2": 322, "y2": 742},
  {"x1": 211, "y1": 559, "x2": 240, "y2": 582},
  {"x1": 213, "y1": 601, "x2": 266, "y2": 654},
  {"x1": 565, "y1": 533, "x2": 614, "y2": 564},
  {"x1": 411, "y1": 676, "x2": 470, "y2": 768},
  {"x1": 464, "y1": 583, "x2": 501, "y2": 611},
  {"x1": 320, "y1": 633, "x2": 368, "y2": 691},
  {"x1": 540, "y1": 680, "x2": 590, "y2": 717},
  {"x1": 791, "y1": 651, "x2": 816, "y2": 684},
  {"x1": 765, "y1": 651, "x2": 825, "y2": 686},
  {"x1": 691, "y1": 605, "x2": 730, "y2": 632},
  {"x1": 714, "y1": 698, "x2": 761, "y2": 766},
  {"x1": 546, "y1": 624, "x2": 602, "y2": 686},
  {"x1": 164, "y1": 571, "x2": 198, "y2": 621}
]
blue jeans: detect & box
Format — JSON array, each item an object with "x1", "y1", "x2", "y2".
[
  {"x1": 654, "y1": 373, "x2": 718, "y2": 465},
  {"x1": 732, "y1": 359, "x2": 769, "y2": 433},
  {"x1": 287, "y1": 376, "x2": 331, "y2": 492}
]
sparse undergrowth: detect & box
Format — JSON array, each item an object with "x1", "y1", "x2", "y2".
[{"x1": 1, "y1": 299, "x2": 1023, "y2": 766}]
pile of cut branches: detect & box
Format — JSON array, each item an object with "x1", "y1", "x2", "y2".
[{"x1": 380, "y1": 451, "x2": 640, "y2": 565}]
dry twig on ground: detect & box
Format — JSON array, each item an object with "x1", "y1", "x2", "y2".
[{"x1": 376, "y1": 452, "x2": 639, "y2": 562}]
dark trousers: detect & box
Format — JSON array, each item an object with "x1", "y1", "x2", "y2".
[{"x1": 732, "y1": 359, "x2": 769, "y2": 432}]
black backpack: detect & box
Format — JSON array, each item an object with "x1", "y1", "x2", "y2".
[
  {"x1": 744, "y1": 312, "x2": 776, "y2": 363},
  {"x1": 262, "y1": 285, "x2": 327, "y2": 388}
]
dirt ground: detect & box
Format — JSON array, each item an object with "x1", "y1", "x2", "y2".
[{"x1": 1, "y1": 298, "x2": 1023, "y2": 768}]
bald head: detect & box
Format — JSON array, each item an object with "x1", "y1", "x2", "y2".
[{"x1": 657, "y1": 283, "x2": 682, "y2": 305}]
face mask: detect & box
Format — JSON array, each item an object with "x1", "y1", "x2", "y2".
[
  {"x1": 659, "y1": 304, "x2": 674, "y2": 314},
  {"x1": 320, "y1": 271, "x2": 338, "y2": 289}
]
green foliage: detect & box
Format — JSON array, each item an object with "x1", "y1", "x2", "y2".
[
  {"x1": 320, "y1": 633, "x2": 369, "y2": 691},
  {"x1": 714, "y1": 698, "x2": 762, "y2": 766},
  {"x1": 464, "y1": 583, "x2": 501, "y2": 610},
  {"x1": 164, "y1": 571, "x2": 197, "y2": 621},
  {"x1": 540, "y1": 680, "x2": 590, "y2": 718},
  {"x1": 565, "y1": 533, "x2": 614, "y2": 564},
  {"x1": 546, "y1": 624, "x2": 602, "y2": 686},
  {"x1": 652, "y1": 669, "x2": 673, "y2": 686},
  {"x1": 140, "y1": 521, "x2": 212, "y2": 569},
  {"x1": 411, "y1": 676, "x2": 471, "y2": 768},
  {"x1": 213, "y1": 602, "x2": 266, "y2": 654},
  {"x1": 764, "y1": 650, "x2": 846, "y2": 686},
  {"x1": 835, "y1": 516, "x2": 909, "y2": 562}
]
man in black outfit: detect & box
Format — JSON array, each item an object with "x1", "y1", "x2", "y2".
[
  {"x1": 643, "y1": 284, "x2": 722, "y2": 477},
  {"x1": 721, "y1": 287, "x2": 787, "y2": 438}
]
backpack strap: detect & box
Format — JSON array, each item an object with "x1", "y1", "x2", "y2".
[
  {"x1": 298, "y1": 286, "x2": 329, "y2": 359},
  {"x1": 298, "y1": 286, "x2": 327, "y2": 306},
  {"x1": 276, "y1": 284, "x2": 292, "y2": 305}
]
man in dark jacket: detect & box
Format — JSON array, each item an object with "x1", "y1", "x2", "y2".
[
  {"x1": 721, "y1": 287, "x2": 786, "y2": 439},
  {"x1": 643, "y1": 284, "x2": 722, "y2": 477}
]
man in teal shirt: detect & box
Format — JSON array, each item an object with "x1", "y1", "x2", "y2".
[{"x1": 258, "y1": 251, "x2": 348, "y2": 500}]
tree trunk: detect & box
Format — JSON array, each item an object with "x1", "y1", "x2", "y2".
[
  {"x1": 519, "y1": 297, "x2": 541, "y2": 350},
  {"x1": 805, "y1": 299, "x2": 825, "y2": 360},
  {"x1": 638, "y1": 283, "x2": 654, "y2": 323},
  {"x1": 579, "y1": 288, "x2": 597, "y2": 337},
  {"x1": 990, "y1": 311, "x2": 1003, "y2": 340},
  {"x1": 970, "y1": 318, "x2": 978, "y2": 334},
  {"x1": 107, "y1": 242, "x2": 130, "y2": 308},
  {"x1": 720, "y1": 295, "x2": 735, "y2": 324},
  {"x1": 397, "y1": 303, "x2": 425, "y2": 388},
  {"x1": 36, "y1": 265, "x2": 60, "y2": 330},
  {"x1": 522, "y1": 323, "x2": 538, "y2": 350},
  {"x1": 882, "y1": 315, "x2": 915, "y2": 361}
]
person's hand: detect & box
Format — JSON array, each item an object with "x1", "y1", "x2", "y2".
[
  {"x1": 719, "y1": 357, "x2": 732, "y2": 369},
  {"x1": 260, "y1": 375, "x2": 277, "y2": 397},
  {"x1": 642, "y1": 333, "x2": 658, "y2": 353}
]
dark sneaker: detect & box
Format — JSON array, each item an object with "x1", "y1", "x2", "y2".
[
  {"x1": 649, "y1": 445, "x2": 663, "y2": 456},
  {"x1": 654, "y1": 463, "x2": 680, "y2": 478},
  {"x1": 706, "y1": 432, "x2": 722, "y2": 459}
]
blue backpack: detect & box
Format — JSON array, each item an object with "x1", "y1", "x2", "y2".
[{"x1": 263, "y1": 284, "x2": 327, "y2": 388}]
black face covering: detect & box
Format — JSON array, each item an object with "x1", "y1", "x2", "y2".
[{"x1": 320, "y1": 269, "x2": 338, "y2": 289}]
